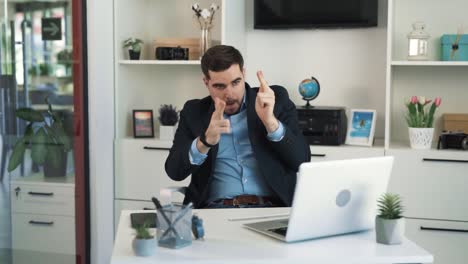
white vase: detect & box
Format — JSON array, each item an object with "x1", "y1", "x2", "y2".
[
  {"x1": 132, "y1": 237, "x2": 157, "y2": 257},
  {"x1": 408, "y1": 127, "x2": 434, "y2": 149},
  {"x1": 159, "y1": 125, "x2": 176, "y2": 141},
  {"x1": 375, "y1": 216, "x2": 405, "y2": 245}
]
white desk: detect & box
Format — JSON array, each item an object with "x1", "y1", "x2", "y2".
[{"x1": 111, "y1": 208, "x2": 433, "y2": 264}]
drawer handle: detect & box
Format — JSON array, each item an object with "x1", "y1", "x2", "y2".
[
  {"x1": 311, "y1": 154, "x2": 326, "y2": 157},
  {"x1": 421, "y1": 226, "x2": 468, "y2": 233},
  {"x1": 143, "y1": 146, "x2": 170, "y2": 151},
  {"x1": 143, "y1": 207, "x2": 155, "y2": 210},
  {"x1": 28, "y1": 191, "x2": 54, "y2": 196},
  {"x1": 29, "y1": 220, "x2": 54, "y2": 226},
  {"x1": 422, "y1": 158, "x2": 468, "y2": 163}
]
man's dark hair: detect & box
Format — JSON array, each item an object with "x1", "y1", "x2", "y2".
[{"x1": 201, "y1": 45, "x2": 244, "y2": 79}]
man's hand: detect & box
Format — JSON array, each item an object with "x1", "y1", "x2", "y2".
[
  {"x1": 197, "y1": 97, "x2": 230, "y2": 153},
  {"x1": 256, "y1": 71, "x2": 279, "y2": 133}
]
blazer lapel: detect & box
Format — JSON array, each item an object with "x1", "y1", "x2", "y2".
[{"x1": 246, "y1": 83, "x2": 262, "y2": 144}]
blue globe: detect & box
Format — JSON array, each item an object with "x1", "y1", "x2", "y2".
[{"x1": 298, "y1": 78, "x2": 320, "y2": 104}]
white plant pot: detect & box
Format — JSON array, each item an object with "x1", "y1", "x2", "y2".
[
  {"x1": 375, "y1": 217, "x2": 405, "y2": 245},
  {"x1": 132, "y1": 237, "x2": 157, "y2": 257},
  {"x1": 408, "y1": 127, "x2": 434, "y2": 149},
  {"x1": 159, "y1": 125, "x2": 176, "y2": 141}
]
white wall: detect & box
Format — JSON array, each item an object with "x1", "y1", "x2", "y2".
[
  {"x1": 87, "y1": 0, "x2": 114, "y2": 263},
  {"x1": 244, "y1": 0, "x2": 388, "y2": 138}
]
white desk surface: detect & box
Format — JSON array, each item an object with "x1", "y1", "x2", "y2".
[{"x1": 111, "y1": 208, "x2": 433, "y2": 264}]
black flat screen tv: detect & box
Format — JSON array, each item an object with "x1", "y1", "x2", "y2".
[{"x1": 254, "y1": 0, "x2": 378, "y2": 29}]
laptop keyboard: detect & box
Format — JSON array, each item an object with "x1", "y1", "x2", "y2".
[{"x1": 269, "y1": 227, "x2": 288, "y2": 236}]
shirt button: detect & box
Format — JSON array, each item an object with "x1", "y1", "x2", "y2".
[{"x1": 243, "y1": 178, "x2": 248, "y2": 183}]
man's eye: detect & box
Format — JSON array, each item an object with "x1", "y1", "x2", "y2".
[{"x1": 233, "y1": 80, "x2": 240, "y2": 86}]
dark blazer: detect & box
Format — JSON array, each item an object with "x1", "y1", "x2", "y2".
[{"x1": 165, "y1": 83, "x2": 311, "y2": 208}]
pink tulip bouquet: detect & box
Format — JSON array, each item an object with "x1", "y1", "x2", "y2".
[{"x1": 405, "y1": 96, "x2": 442, "y2": 128}]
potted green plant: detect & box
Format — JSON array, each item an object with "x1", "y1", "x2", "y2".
[
  {"x1": 7, "y1": 98, "x2": 72, "y2": 177},
  {"x1": 375, "y1": 193, "x2": 405, "y2": 245},
  {"x1": 158, "y1": 104, "x2": 179, "y2": 141},
  {"x1": 57, "y1": 48, "x2": 73, "y2": 75},
  {"x1": 123, "y1": 38, "x2": 143, "y2": 60},
  {"x1": 132, "y1": 222, "x2": 156, "y2": 257},
  {"x1": 405, "y1": 96, "x2": 442, "y2": 149}
]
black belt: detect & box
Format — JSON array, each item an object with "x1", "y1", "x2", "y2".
[{"x1": 216, "y1": 195, "x2": 281, "y2": 206}]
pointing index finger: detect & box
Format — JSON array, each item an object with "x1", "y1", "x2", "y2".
[
  {"x1": 213, "y1": 97, "x2": 225, "y2": 120},
  {"x1": 257, "y1": 70, "x2": 270, "y2": 92}
]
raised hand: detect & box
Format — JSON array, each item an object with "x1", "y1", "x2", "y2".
[
  {"x1": 203, "y1": 97, "x2": 231, "y2": 146},
  {"x1": 256, "y1": 71, "x2": 278, "y2": 133}
]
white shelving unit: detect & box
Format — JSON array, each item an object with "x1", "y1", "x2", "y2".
[
  {"x1": 385, "y1": 0, "x2": 468, "y2": 150},
  {"x1": 391, "y1": 61, "x2": 468, "y2": 66},
  {"x1": 386, "y1": 1, "x2": 468, "y2": 264},
  {"x1": 114, "y1": 0, "x2": 246, "y2": 139},
  {"x1": 112, "y1": 0, "x2": 246, "y2": 227},
  {"x1": 119, "y1": 60, "x2": 201, "y2": 65}
]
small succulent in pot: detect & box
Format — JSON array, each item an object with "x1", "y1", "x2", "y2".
[
  {"x1": 132, "y1": 222, "x2": 156, "y2": 257},
  {"x1": 375, "y1": 193, "x2": 405, "y2": 245},
  {"x1": 158, "y1": 104, "x2": 179, "y2": 126}
]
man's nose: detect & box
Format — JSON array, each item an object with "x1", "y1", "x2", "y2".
[{"x1": 223, "y1": 85, "x2": 234, "y2": 98}]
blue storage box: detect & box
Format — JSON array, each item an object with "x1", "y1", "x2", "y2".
[{"x1": 441, "y1": 34, "x2": 468, "y2": 61}]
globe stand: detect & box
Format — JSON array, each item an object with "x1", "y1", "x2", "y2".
[
  {"x1": 303, "y1": 98, "x2": 315, "y2": 108},
  {"x1": 299, "y1": 76, "x2": 320, "y2": 108}
]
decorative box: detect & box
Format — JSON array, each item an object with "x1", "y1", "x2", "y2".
[
  {"x1": 443, "y1": 113, "x2": 468, "y2": 133},
  {"x1": 441, "y1": 34, "x2": 468, "y2": 61}
]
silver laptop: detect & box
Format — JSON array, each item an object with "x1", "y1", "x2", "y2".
[{"x1": 244, "y1": 156, "x2": 394, "y2": 242}]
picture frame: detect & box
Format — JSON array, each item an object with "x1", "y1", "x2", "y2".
[
  {"x1": 132, "y1": 110, "x2": 154, "y2": 138},
  {"x1": 345, "y1": 109, "x2": 377, "y2": 146}
]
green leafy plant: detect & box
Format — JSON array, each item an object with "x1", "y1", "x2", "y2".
[
  {"x1": 123, "y1": 38, "x2": 143, "y2": 52},
  {"x1": 57, "y1": 48, "x2": 73, "y2": 70},
  {"x1": 8, "y1": 98, "x2": 72, "y2": 172},
  {"x1": 377, "y1": 193, "x2": 404, "y2": 220},
  {"x1": 405, "y1": 96, "x2": 442, "y2": 128},
  {"x1": 28, "y1": 63, "x2": 54, "y2": 77},
  {"x1": 158, "y1": 104, "x2": 179, "y2": 126},
  {"x1": 134, "y1": 222, "x2": 154, "y2": 240}
]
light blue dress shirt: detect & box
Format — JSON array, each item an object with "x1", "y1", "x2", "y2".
[{"x1": 189, "y1": 95, "x2": 285, "y2": 203}]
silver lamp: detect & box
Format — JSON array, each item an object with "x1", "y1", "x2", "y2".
[{"x1": 407, "y1": 22, "x2": 430, "y2": 61}]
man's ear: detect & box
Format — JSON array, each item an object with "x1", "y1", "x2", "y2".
[{"x1": 203, "y1": 76, "x2": 209, "y2": 87}]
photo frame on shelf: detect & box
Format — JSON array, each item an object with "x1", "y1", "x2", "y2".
[
  {"x1": 345, "y1": 109, "x2": 377, "y2": 146},
  {"x1": 132, "y1": 110, "x2": 154, "y2": 138}
]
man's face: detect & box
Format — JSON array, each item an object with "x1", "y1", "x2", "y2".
[{"x1": 204, "y1": 64, "x2": 246, "y2": 115}]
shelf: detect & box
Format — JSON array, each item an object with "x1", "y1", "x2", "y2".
[
  {"x1": 388, "y1": 141, "x2": 468, "y2": 154},
  {"x1": 391, "y1": 61, "x2": 468, "y2": 66},
  {"x1": 119, "y1": 60, "x2": 200, "y2": 65},
  {"x1": 311, "y1": 138, "x2": 385, "y2": 150},
  {"x1": 10, "y1": 172, "x2": 75, "y2": 186},
  {"x1": 116, "y1": 137, "x2": 173, "y2": 149}
]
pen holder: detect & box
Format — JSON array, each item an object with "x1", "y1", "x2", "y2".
[{"x1": 156, "y1": 203, "x2": 192, "y2": 249}]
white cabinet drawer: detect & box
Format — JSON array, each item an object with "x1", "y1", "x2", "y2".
[
  {"x1": 405, "y1": 218, "x2": 468, "y2": 264},
  {"x1": 115, "y1": 139, "x2": 190, "y2": 200},
  {"x1": 309, "y1": 145, "x2": 385, "y2": 162},
  {"x1": 10, "y1": 184, "x2": 75, "y2": 216},
  {"x1": 387, "y1": 149, "x2": 468, "y2": 221},
  {"x1": 12, "y1": 213, "x2": 75, "y2": 254}
]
